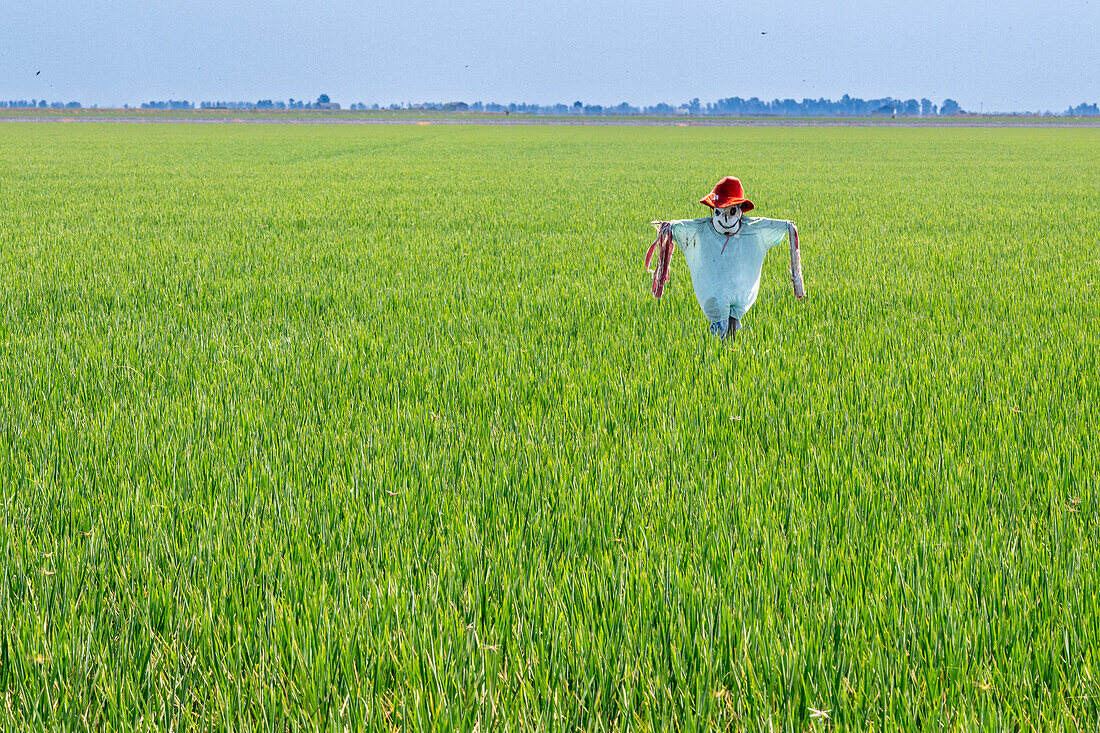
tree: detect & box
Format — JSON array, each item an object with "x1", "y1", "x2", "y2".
[
  {"x1": 940, "y1": 98, "x2": 962, "y2": 115},
  {"x1": 317, "y1": 94, "x2": 330, "y2": 105},
  {"x1": 920, "y1": 98, "x2": 933, "y2": 116}
]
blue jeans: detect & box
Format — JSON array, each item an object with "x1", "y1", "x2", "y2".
[{"x1": 709, "y1": 318, "x2": 740, "y2": 340}]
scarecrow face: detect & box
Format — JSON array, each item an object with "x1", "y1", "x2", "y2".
[{"x1": 712, "y1": 204, "x2": 742, "y2": 235}]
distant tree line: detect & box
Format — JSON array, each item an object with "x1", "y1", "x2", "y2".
[
  {"x1": 199, "y1": 100, "x2": 298, "y2": 109},
  {"x1": 704, "y1": 95, "x2": 950, "y2": 116},
  {"x1": 141, "y1": 100, "x2": 195, "y2": 110},
  {"x1": 1067, "y1": 102, "x2": 1099, "y2": 116},
  {"x1": 1, "y1": 100, "x2": 83, "y2": 108},
  {"x1": 349, "y1": 96, "x2": 1099, "y2": 117},
  {"x1": 3, "y1": 96, "x2": 1098, "y2": 116},
  {"x1": 196, "y1": 94, "x2": 341, "y2": 110}
]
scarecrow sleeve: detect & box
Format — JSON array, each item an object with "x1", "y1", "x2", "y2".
[
  {"x1": 645, "y1": 219, "x2": 699, "y2": 299},
  {"x1": 748, "y1": 217, "x2": 805, "y2": 297},
  {"x1": 649, "y1": 219, "x2": 701, "y2": 250},
  {"x1": 753, "y1": 217, "x2": 793, "y2": 249}
]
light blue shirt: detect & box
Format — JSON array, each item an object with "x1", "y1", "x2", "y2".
[{"x1": 669, "y1": 216, "x2": 790, "y2": 322}]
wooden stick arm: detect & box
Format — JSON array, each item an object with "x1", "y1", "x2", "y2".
[
  {"x1": 645, "y1": 222, "x2": 675, "y2": 299},
  {"x1": 788, "y1": 222, "x2": 806, "y2": 299}
]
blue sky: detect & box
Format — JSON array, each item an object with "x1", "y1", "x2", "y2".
[{"x1": 2, "y1": 0, "x2": 1097, "y2": 112}]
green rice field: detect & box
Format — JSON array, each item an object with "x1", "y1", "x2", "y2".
[{"x1": 1, "y1": 123, "x2": 1098, "y2": 730}]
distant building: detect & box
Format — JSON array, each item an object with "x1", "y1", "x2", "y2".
[
  {"x1": 315, "y1": 102, "x2": 341, "y2": 110},
  {"x1": 442, "y1": 101, "x2": 469, "y2": 112},
  {"x1": 872, "y1": 104, "x2": 896, "y2": 118}
]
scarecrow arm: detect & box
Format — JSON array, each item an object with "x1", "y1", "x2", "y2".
[
  {"x1": 788, "y1": 222, "x2": 806, "y2": 298},
  {"x1": 645, "y1": 221, "x2": 675, "y2": 299}
]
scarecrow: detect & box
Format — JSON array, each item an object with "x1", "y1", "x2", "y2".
[{"x1": 645, "y1": 176, "x2": 805, "y2": 340}]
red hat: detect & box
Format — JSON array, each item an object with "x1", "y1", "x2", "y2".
[{"x1": 700, "y1": 176, "x2": 754, "y2": 212}]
